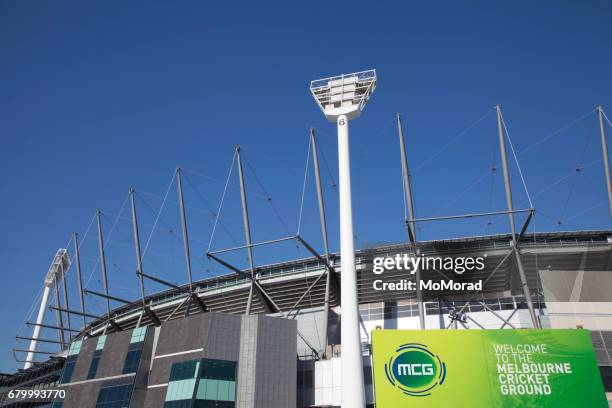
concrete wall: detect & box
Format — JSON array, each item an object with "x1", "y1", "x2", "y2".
[
  {"x1": 58, "y1": 312, "x2": 297, "y2": 408},
  {"x1": 59, "y1": 327, "x2": 149, "y2": 408},
  {"x1": 236, "y1": 315, "x2": 297, "y2": 408}
]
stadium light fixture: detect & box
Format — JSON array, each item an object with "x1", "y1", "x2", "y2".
[
  {"x1": 24, "y1": 249, "x2": 70, "y2": 369},
  {"x1": 310, "y1": 69, "x2": 377, "y2": 122},
  {"x1": 310, "y1": 69, "x2": 377, "y2": 408}
]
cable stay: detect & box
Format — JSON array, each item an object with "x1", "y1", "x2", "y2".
[
  {"x1": 519, "y1": 108, "x2": 596, "y2": 156},
  {"x1": 241, "y1": 150, "x2": 296, "y2": 240},
  {"x1": 414, "y1": 107, "x2": 495, "y2": 174},
  {"x1": 498, "y1": 111, "x2": 534, "y2": 209},
  {"x1": 297, "y1": 135, "x2": 312, "y2": 236},
  {"x1": 208, "y1": 149, "x2": 237, "y2": 253}
]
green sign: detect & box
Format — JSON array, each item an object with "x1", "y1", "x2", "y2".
[{"x1": 372, "y1": 329, "x2": 607, "y2": 407}]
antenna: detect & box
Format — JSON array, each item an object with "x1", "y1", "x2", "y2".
[{"x1": 310, "y1": 69, "x2": 377, "y2": 408}]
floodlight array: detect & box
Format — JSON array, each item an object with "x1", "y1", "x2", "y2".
[{"x1": 310, "y1": 69, "x2": 377, "y2": 120}]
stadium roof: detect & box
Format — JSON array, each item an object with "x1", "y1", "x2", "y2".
[{"x1": 73, "y1": 230, "x2": 611, "y2": 337}]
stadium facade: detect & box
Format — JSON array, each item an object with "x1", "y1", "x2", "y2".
[{"x1": 1, "y1": 230, "x2": 611, "y2": 407}]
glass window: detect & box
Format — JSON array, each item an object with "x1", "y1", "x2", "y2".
[
  {"x1": 59, "y1": 356, "x2": 77, "y2": 384},
  {"x1": 68, "y1": 340, "x2": 83, "y2": 356},
  {"x1": 200, "y1": 359, "x2": 236, "y2": 381},
  {"x1": 88, "y1": 350, "x2": 103, "y2": 379},
  {"x1": 164, "y1": 359, "x2": 237, "y2": 406},
  {"x1": 130, "y1": 326, "x2": 147, "y2": 344},
  {"x1": 95, "y1": 384, "x2": 133, "y2": 408},
  {"x1": 96, "y1": 335, "x2": 107, "y2": 350},
  {"x1": 196, "y1": 359, "x2": 237, "y2": 403},
  {"x1": 122, "y1": 349, "x2": 142, "y2": 374},
  {"x1": 169, "y1": 360, "x2": 199, "y2": 382}
]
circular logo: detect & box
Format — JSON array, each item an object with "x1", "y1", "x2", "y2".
[{"x1": 384, "y1": 343, "x2": 446, "y2": 397}]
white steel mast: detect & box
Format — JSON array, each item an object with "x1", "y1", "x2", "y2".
[
  {"x1": 25, "y1": 249, "x2": 71, "y2": 369},
  {"x1": 310, "y1": 70, "x2": 377, "y2": 408}
]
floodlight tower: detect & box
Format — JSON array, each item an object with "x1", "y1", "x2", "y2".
[
  {"x1": 310, "y1": 69, "x2": 377, "y2": 408},
  {"x1": 24, "y1": 249, "x2": 71, "y2": 369}
]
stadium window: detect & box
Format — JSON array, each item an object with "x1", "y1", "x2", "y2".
[
  {"x1": 122, "y1": 346, "x2": 143, "y2": 374},
  {"x1": 196, "y1": 359, "x2": 237, "y2": 404},
  {"x1": 200, "y1": 359, "x2": 236, "y2": 381},
  {"x1": 96, "y1": 335, "x2": 107, "y2": 350},
  {"x1": 164, "y1": 360, "x2": 200, "y2": 404},
  {"x1": 67, "y1": 340, "x2": 83, "y2": 356},
  {"x1": 130, "y1": 326, "x2": 147, "y2": 343},
  {"x1": 59, "y1": 356, "x2": 77, "y2": 384},
  {"x1": 169, "y1": 360, "x2": 200, "y2": 382},
  {"x1": 88, "y1": 350, "x2": 103, "y2": 379},
  {"x1": 123, "y1": 340, "x2": 145, "y2": 374},
  {"x1": 95, "y1": 383, "x2": 133, "y2": 408}
]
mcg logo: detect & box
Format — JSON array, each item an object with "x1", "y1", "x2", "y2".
[{"x1": 384, "y1": 343, "x2": 446, "y2": 397}]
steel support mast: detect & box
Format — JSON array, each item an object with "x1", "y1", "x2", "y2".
[
  {"x1": 311, "y1": 128, "x2": 333, "y2": 356},
  {"x1": 130, "y1": 188, "x2": 147, "y2": 308},
  {"x1": 397, "y1": 113, "x2": 425, "y2": 329},
  {"x1": 236, "y1": 146, "x2": 258, "y2": 315},
  {"x1": 597, "y1": 106, "x2": 612, "y2": 218},
  {"x1": 176, "y1": 168, "x2": 206, "y2": 314},
  {"x1": 495, "y1": 105, "x2": 539, "y2": 328}
]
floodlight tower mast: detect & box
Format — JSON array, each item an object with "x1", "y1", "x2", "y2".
[
  {"x1": 24, "y1": 249, "x2": 71, "y2": 369},
  {"x1": 310, "y1": 69, "x2": 377, "y2": 408}
]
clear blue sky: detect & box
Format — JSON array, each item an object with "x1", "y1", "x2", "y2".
[{"x1": 1, "y1": 1, "x2": 611, "y2": 372}]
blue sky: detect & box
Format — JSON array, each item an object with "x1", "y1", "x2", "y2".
[{"x1": 1, "y1": 1, "x2": 611, "y2": 371}]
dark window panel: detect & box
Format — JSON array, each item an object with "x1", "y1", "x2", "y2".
[
  {"x1": 95, "y1": 384, "x2": 133, "y2": 408},
  {"x1": 169, "y1": 360, "x2": 199, "y2": 382},
  {"x1": 122, "y1": 349, "x2": 142, "y2": 374}
]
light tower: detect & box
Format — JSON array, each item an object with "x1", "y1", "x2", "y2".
[
  {"x1": 24, "y1": 249, "x2": 71, "y2": 369},
  {"x1": 310, "y1": 69, "x2": 377, "y2": 408}
]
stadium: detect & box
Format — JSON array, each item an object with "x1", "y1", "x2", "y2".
[{"x1": 1, "y1": 70, "x2": 611, "y2": 407}]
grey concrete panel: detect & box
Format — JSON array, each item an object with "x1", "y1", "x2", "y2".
[
  {"x1": 236, "y1": 315, "x2": 297, "y2": 408},
  {"x1": 253, "y1": 316, "x2": 297, "y2": 408},
  {"x1": 155, "y1": 313, "x2": 211, "y2": 356},
  {"x1": 236, "y1": 315, "x2": 258, "y2": 408},
  {"x1": 204, "y1": 313, "x2": 242, "y2": 361},
  {"x1": 143, "y1": 385, "x2": 167, "y2": 408},
  {"x1": 61, "y1": 380, "x2": 101, "y2": 408},
  {"x1": 70, "y1": 336, "x2": 96, "y2": 382},
  {"x1": 96, "y1": 329, "x2": 133, "y2": 378}
]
